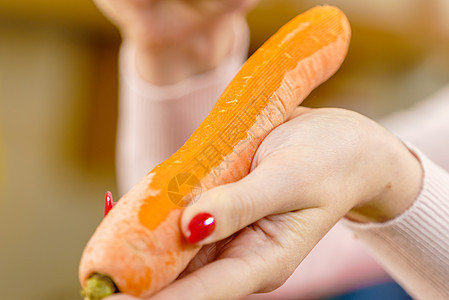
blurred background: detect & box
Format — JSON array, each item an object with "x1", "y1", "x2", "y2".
[{"x1": 0, "y1": 0, "x2": 448, "y2": 299}]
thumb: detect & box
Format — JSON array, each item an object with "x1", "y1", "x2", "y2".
[{"x1": 180, "y1": 157, "x2": 301, "y2": 245}]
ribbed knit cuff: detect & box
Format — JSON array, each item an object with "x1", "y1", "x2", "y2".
[{"x1": 343, "y1": 144, "x2": 449, "y2": 299}]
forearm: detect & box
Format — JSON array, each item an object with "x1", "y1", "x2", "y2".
[
  {"x1": 344, "y1": 145, "x2": 449, "y2": 299},
  {"x1": 345, "y1": 88, "x2": 449, "y2": 298}
]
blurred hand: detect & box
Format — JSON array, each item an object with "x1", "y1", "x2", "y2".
[
  {"x1": 94, "y1": 0, "x2": 259, "y2": 84},
  {"x1": 108, "y1": 107, "x2": 423, "y2": 299},
  {"x1": 94, "y1": 0, "x2": 258, "y2": 45}
]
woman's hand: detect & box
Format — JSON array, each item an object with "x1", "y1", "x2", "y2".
[
  {"x1": 94, "y1": 0, "x2": 258, "y2": 84},
  {"x1": 109, "y1": 107, "x2": 423, "y2": 299}
]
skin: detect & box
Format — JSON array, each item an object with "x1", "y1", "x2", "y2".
[
  {"x1": 95, "y1": 1, "x2": 423, "y2": 298},
  {"x1": 93, "y1": 0, "x2": 258, "y2": 85}
]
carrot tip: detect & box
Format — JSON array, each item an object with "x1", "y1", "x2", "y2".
[
  {"x1": 104, "y1": 191, "x2": 115, "y2": 217},
  {"x1": 81, "y1": 273, "x2": 118, "y2": 300}
]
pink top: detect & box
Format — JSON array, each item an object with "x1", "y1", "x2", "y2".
[{"x1": 116, "y1": 27, "x2": 449, "y2": 299}]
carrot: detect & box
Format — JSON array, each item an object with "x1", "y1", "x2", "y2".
[{"x1": 79, "y1": 5, "x2": 351, "y2": 299}]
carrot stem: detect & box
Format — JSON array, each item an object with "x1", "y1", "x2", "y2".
[{"x1": 81, "y1": 273, "x2": 118, "y2": 300}]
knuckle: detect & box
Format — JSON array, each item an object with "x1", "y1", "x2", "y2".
[
  {"x1": 226, "y1": 185, "x2": 258, "y2": 231},
  {"x1": 258, "y1": 251, "x2": 298, "y2": 293},
  {"x1": 258, "y1": 266, "x2": 292, "y2": 293}
]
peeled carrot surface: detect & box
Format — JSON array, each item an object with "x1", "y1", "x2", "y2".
[{"x1": 79, "y1": 5, "x2": 351, "y2": 298}]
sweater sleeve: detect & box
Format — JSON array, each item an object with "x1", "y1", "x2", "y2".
[
  {"x1": 344, "y1": 144, "x2": 449, "y2": 299},
  {"x1": 116, "y1": 20, "x2": 249, "y2": 194}
]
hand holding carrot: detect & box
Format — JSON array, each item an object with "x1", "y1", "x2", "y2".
[
  {"x1": 178, "y1": 106, "x2": 423, "y2": 241},
  {"x1": 106, "y1": 107, "x2": 422, "y2": 300},
  {"x1": 93, "y1": 0, "x2": 258, "y2": 84},
  {"x1": 179, "y1": 105, "x2": 423, "y2": 234}
]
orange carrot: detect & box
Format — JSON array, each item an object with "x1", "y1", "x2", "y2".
[{"x1": 79, "y1": 5, "x2": 351, "y2": 299}]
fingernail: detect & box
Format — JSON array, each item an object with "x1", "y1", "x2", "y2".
[
  {"x1": 104, "y1": 191, "x2": 116, "y2": 217},
  {"x1": 187, "y1": 213, "x2": 215, "y2": 244}
]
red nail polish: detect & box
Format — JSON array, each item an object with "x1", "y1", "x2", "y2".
[
  {"x1": 104, "y1": 191, "x2": 116, "y2": 217},
  {"x1": 187, "y1": 213, "x2": 215, "y2": 244}
]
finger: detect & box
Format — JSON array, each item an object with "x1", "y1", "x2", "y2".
[
  {"x1": 150, "y1": 256, "x2": 265, "y2": 299},
  {"x1": 180, "y1": 155, "x2": 311, "y2": 245},
  {"x1": 105, "y1": 257, "x2": 263, "y2": 300},
  {"x1": 155, "y1": 208, "x2": 342, "y2": 300},
  {"x1": 178, "y1": 236, "x2": 235, "y2": 278},
  {"x1": 108, "y1": 208, "x2": 341, "y2": 300}
]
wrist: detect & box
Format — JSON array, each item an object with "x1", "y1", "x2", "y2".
[
  {"x1": 346, "y1": 138, "x2": 424, "y2": 224},
  {"x1": 127, "y1": 15, "x2": 245, "y2": 85}
]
